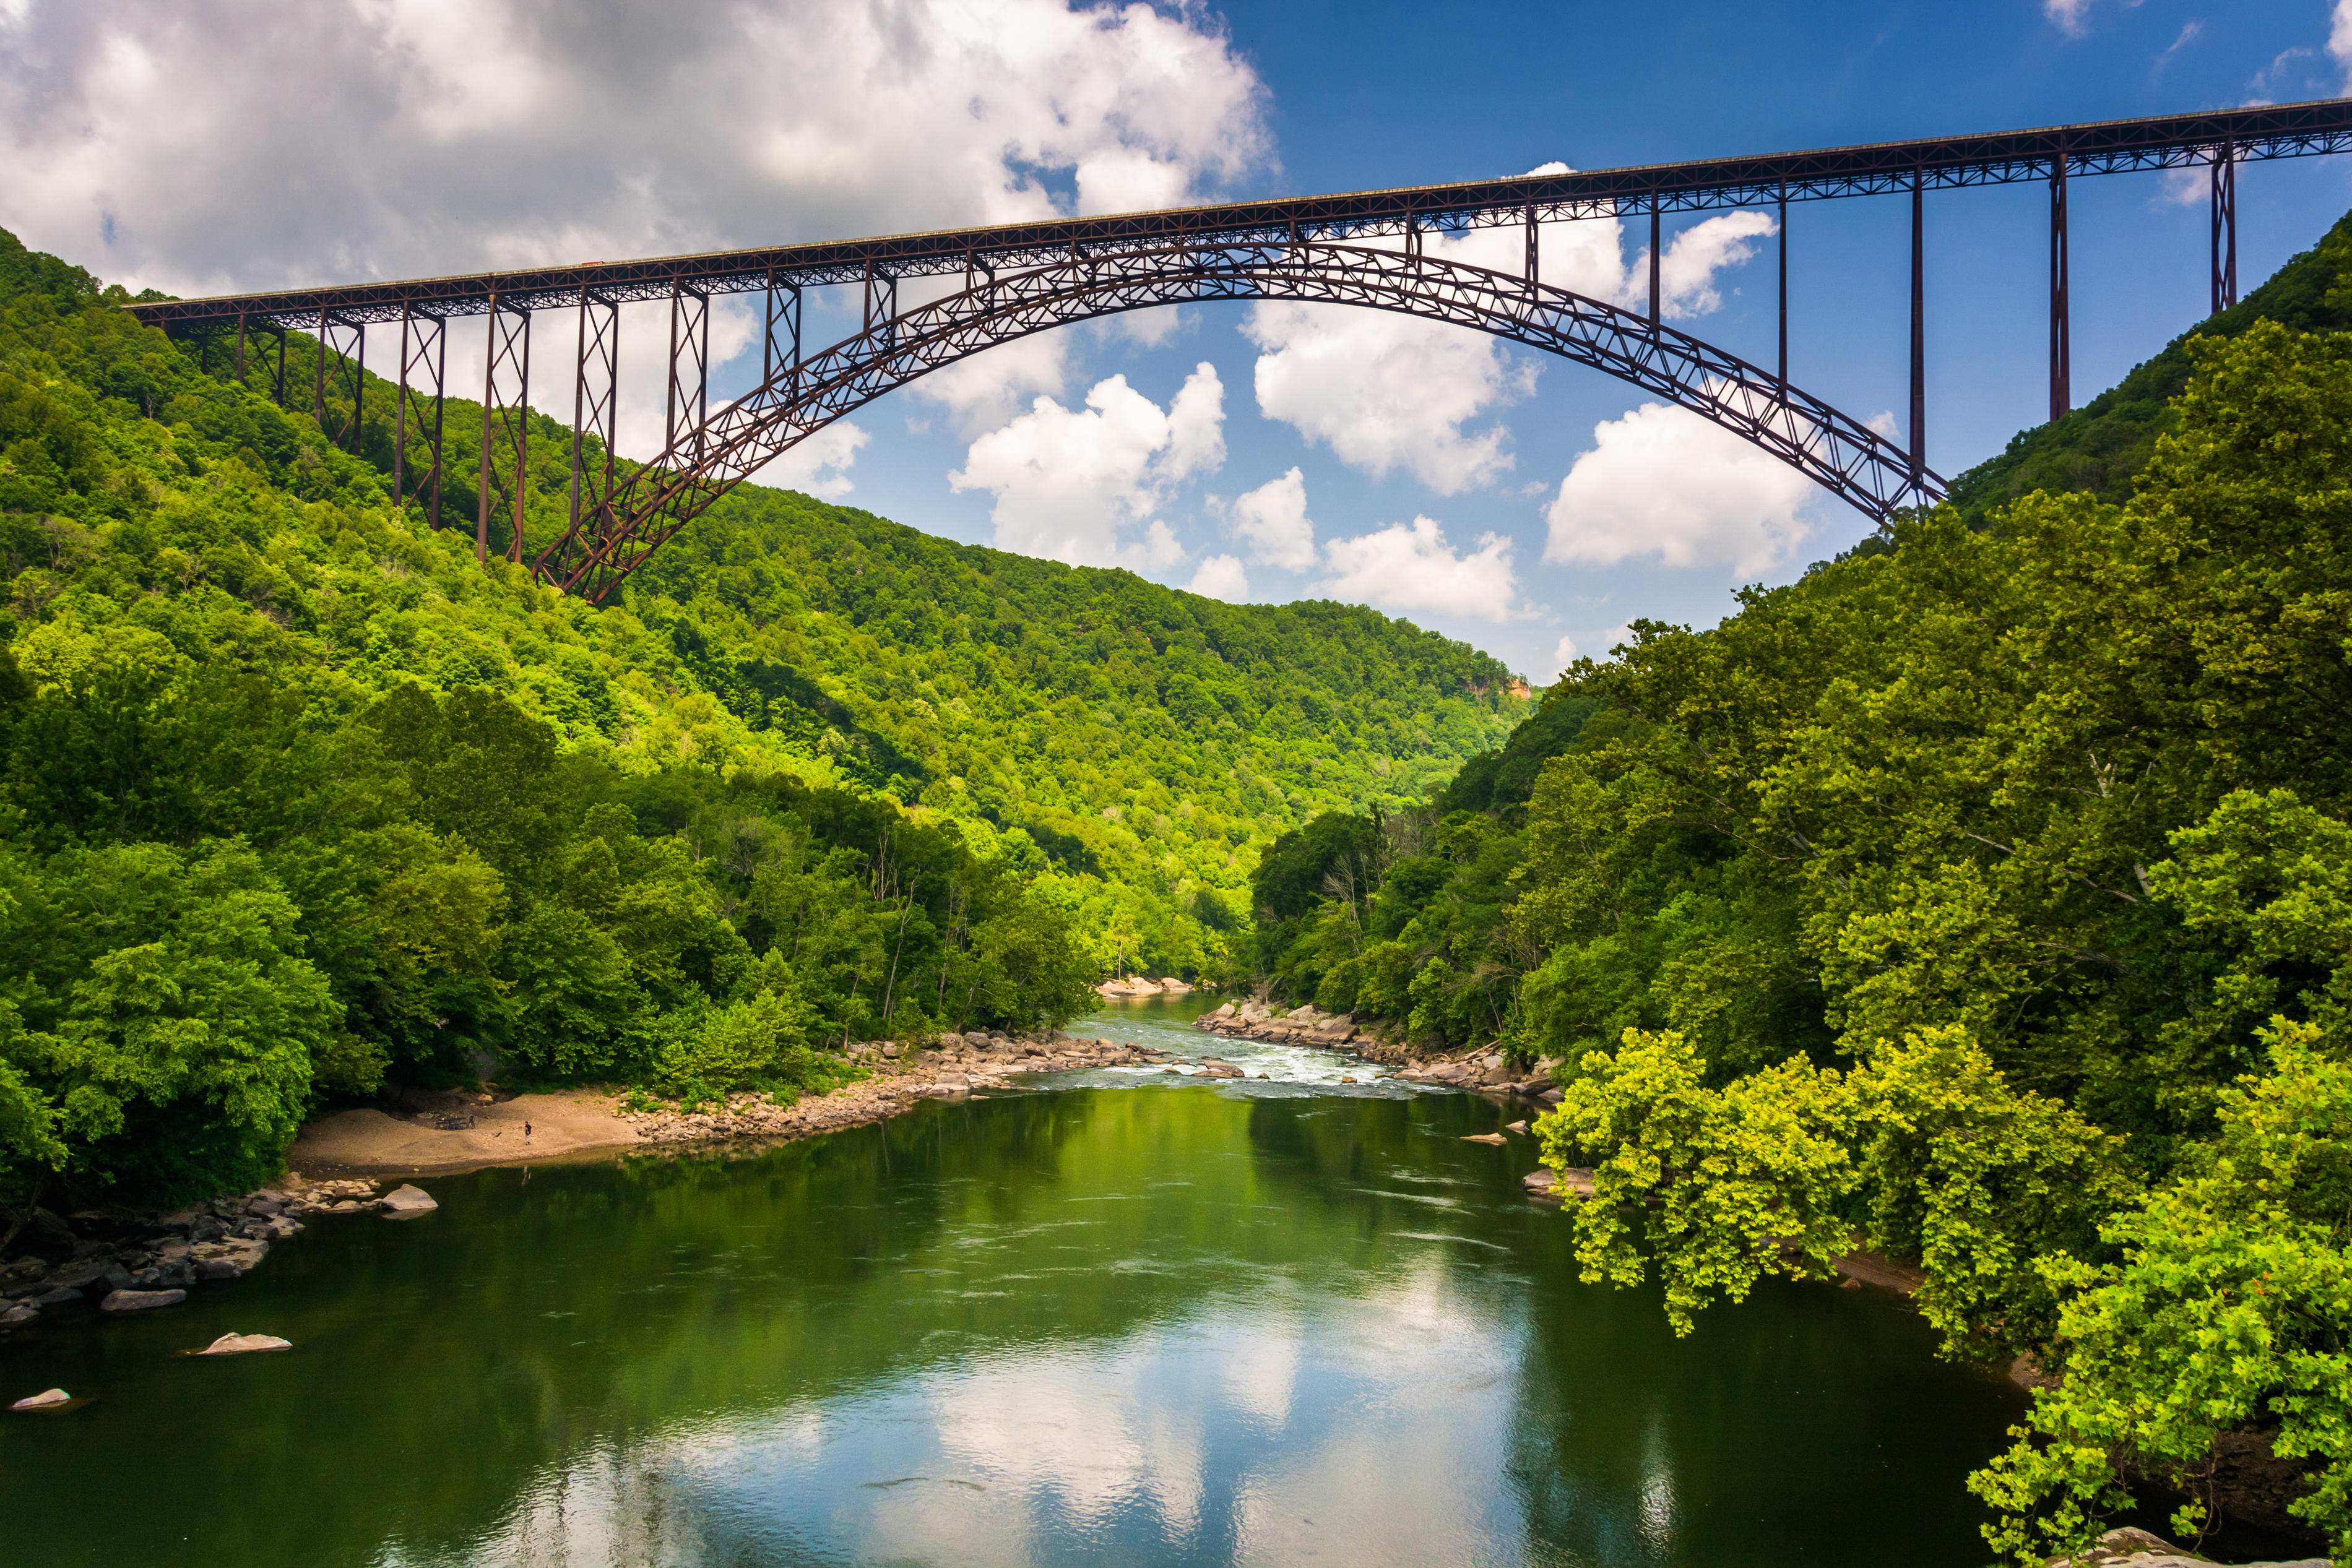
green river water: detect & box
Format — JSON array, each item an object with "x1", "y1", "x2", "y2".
[{"x1": 0, "y1": 996, "x2": 2033, "y2": 1566}]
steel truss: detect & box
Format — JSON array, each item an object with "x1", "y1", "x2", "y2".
[
  {"x1": 550, "y1": 288, "x2": 621, "y2": 572},
  {"x1": 312, "y1": 310, "x2": 366, "y2": 451},
  {"x1": 393, "y1": 304, "x2": 447, "y2": 519},
  {"x1": 533, "y1": 243, "x2": 1939, "y2": 603},
  {"x1": 477, "y1": 299, "x2": 531, "y2": 563}
]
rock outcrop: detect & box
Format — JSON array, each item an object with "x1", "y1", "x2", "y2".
[
  {"x1": 1095, "y1": 976, "x2": 1196, "y2": 997},
  {"x1": 2045, "y1": 1525, "x2": 2332, "y2": 1567},
  {"x1": 99, "y1": 1288, "x2": 186, "y2": 1312}
]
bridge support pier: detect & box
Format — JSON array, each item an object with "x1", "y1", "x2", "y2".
[
  {"x1": 2050, "y1": 153, "x2": 2070, "y2": 422},
  {"x1": 2211, "y1": 145, "x2": 2238, "y2": 314},
  {"x1": 1776, "y1": 191, "x2": 1789, "y2": 392},
  {"x1": 1648, "y1": 200, "x2": 1661, "y2": 327},
  {"x1": 478, "y1": 298, "x2": 531, "y2": 564},
  {"x1": 665, "y1": 281, "x2": 711, "y2": 465},
  {"x1": 762, "y1": 275, "x2": 802, "y2": 403},
  {"x1": 562, "y1": 288, "x2": 623, "y2": 561},
  {"x1": 394, "y1": 304, "x2": 447, "y2": 523},
  {"x1": 1909, "y1": 172, "x2": 1926, "y2": 489},
  {"x1": 862, "y1": 262, "x2": 897, "y2": 347},
  {"x1": 313, "y1": 309, "x2": 366, "y2": 452}
]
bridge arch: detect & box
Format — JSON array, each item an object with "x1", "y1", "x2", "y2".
[{"x1": 542, "y1": 241, "x2": 1945, "y2": 602}]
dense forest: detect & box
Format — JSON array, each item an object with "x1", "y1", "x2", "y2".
[
  {"x1": 1251, "y1": 215, "x2": 2352, "y2": 1559},
  {"x1": 0, "y1": 223, "x2": 1521, "y2": 1212}
]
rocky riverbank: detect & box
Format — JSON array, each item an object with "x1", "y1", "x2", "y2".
[
  {"x1": 1095, "y1": 975, "x2": 1195, "y2": 997},
  {"x1": 1, "y1": 1175, "x2": 422, "y2": 1335},
  {"x1": 1195, "y1": 999, "x2": 1568, "y2": 1102},
  {"x1": 3, "y1": 1030, "x2": 1172, "y2": 1345},
  {"x1": 616, "y1": 1031, "x2": 1172, "y2": 1146}
]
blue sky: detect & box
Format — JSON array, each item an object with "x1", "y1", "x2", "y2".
[{"x1": 6, "y1": 0, "x2": 2350, "y2": 679}]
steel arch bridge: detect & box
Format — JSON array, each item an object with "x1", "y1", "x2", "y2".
[
  {"x1": 132, "y1": 97, "x2": 2352, "y2": 603},
  {"x1": 545, "y1": 242, "x2": 1924, "y2": 603}
]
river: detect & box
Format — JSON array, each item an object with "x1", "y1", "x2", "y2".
[{"x1": 0, "y1": 995, "x2": 2028, "y2": 1566}]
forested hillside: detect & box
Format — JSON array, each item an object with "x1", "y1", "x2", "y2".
[
  {"x1": 634, "y1": 493, "x2": 1524, "y2": 960},
  {"x1": 0, "y1": 223, "x2": 1521, "y2": 1210},
  {"x1": 1249, "y1": 223, "x2": 2352, "y2": 1557},
  {"x1": 1947, "y1": 206, "x2": 2352, "y2": 514}
]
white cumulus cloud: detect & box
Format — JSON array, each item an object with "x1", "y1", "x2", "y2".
[
  {"x1": 2332, "y1": 1, "x2": 2352, "y2": 89},
  {"x1": 906, "y1": 334, "x2": 1079, "y2": 435},
  {"x1": 762, "y1": 420, "x2": 870, "y2": 501},
  {"x1": 1245, "y1": 303, "x2": 1535, "y2": 494},
  {"x1": 1240, "y1": 173, "x2": 1775, "y2": 497},
  {"x1": 1649, "y1": 210, "x2": 1776, "y2": 318},
  {"x1": 1227, "y1": 467, "x2": 1316, "y2": 569},
  {"x1": 950, "y1": 363, "x2": 1224, "y2": 568},
  {"x1": 1318, "y1": 517, "x2": 1518, "y2": 624},
  {"x1": 0, "y1": 0, "x2": 1272, "y2": 462},
  {"x1": 1544, "y1": 402, "x2": 1823, "y2": 577},
  {"x1": 1188, "y1": 554, "x2": 1250, "y2": 601}
]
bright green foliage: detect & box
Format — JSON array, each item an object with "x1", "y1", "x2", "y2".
[
  {"x1": 1539, "y1": 1024, "x2": 2126, "y2": 1351},
  {"x1": 1852, "y1": 1029, "x2": 2133, "y2": 1358},
  {"x1": 636, "y1": 493, "x2": 1526, "y2": 976},
  {"x1": 1537, "y1": 1027, "x2": 1859, "y2": 1333},
  {"x1": 651, "y1": 980, "x2": 830, "y2": 1106},
  {"x1": 0, "y1": 222, "x2": 1520, "y2": 1203},
  {"x1": 0, "y1": 838, "x2": 338, "y2": 1198},
  {"x1": 1970, "y1": 1020, "x2": 2352, "y2": 1564},
  {"x1": 1495, "y1": 290, "x2": 2352, "y2": 1545},
  {"x1": 1247, "y1": 690, "x2": 1597, "y2": 1049}
]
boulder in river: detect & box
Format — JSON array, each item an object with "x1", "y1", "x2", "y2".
[
  {"x1": 1461, "y1": 1132, "x2": 1505, "y2": 1146},
  {"x1": 379, "y1": 1184, "x2": 438, "y2": 1216},
  {"x1": 0, "y1": 1302, "x2": 36, "y2": 1327},
  {"x1": 99, "y1": 1288, "x2": 186, "y2": 1312},
  {"x1": 1521, "y1": 1167, "x2": 1595, "y2": 1203},
  {"x1": 1505, "y1": 1120, "x2": 1529, "y2": 1134},
  {"x1": 197, "y1": 1332, "x2": 292, "y2": 1356},
  {"x1": 11, "y1": 1388, "x2": 71, "y2": 1410}
]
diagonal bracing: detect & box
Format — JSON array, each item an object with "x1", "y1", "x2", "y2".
[{"x1": 536, "y1": 243, "x2": 1937, "y2": 604}]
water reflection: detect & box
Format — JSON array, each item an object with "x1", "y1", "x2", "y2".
[{"x1": 0, "y1": 1084, "x2": 2023, "y2": 1567}]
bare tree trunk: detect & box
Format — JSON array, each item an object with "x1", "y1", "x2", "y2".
[
  {"x1": 0, "y1": 1170, "x2": 52, "y2": 1258},
  {"x1": 880, "y1": 885, "x2": 919, "y2": 1022}
]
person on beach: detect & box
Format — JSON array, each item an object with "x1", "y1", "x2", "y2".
[{"x1": 524, "y1": 1121, "x2": 532, "y2": 1143}]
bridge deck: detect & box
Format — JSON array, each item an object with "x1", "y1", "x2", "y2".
[{"x1": 128, "y1": 98, "x2": 2352, "y2": 329}]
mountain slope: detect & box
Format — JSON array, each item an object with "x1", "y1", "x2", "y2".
[
  {"x1": 0, "y1": 223, "x2": 1524, "y2": 976},
  {"x1": 1947, "y1": 205, "x2": 2352, "y2": 515},
  {"x1": 634, "y1": 491, "x2": 1524, "y2": 920}
]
